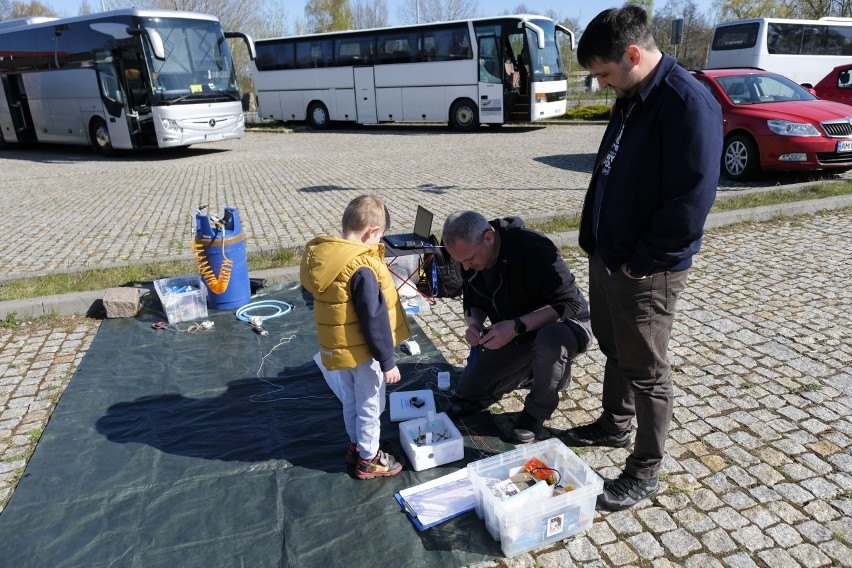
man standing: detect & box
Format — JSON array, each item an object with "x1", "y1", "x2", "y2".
[
  {"x1": 442, "y1": 211, "x2": 591, "y2": 444},
  {"x1": 562, "y1": 6, "x2": 722, "y2": 511}
]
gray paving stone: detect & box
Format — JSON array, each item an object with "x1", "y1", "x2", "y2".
[
  {"x1": 702, "y1": 527, "x2": 738, "y2": 554},
  {"x1": 626, "y1": 532, "x2": 664, "y2": 560},
  {"x1": 788, "y1": 543, "x2": 832, "y2": 567},
  {"x1": 757, "y1": 548, "x2": 801, "y2": 568},
  {"x1": 731, "y1": 525, "x2": 774, "y2": 550},
  {"x1": 659, "y1": 528, "x2": 702, "y2": 558},
  {"x1": 600, "y1": 541, "x2": 637, "y2": 565}
]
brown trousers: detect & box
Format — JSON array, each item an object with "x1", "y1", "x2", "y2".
[{"x1": 589, "y1": 253, "x2": 689, "y2": 479}]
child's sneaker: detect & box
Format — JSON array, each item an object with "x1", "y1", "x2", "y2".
[
  {"x1": 356, "y1": 449, "x2": 403, "y2": 479},
  {"x1": 345, "y1": 443, "x2": 359, "y2": 466}
]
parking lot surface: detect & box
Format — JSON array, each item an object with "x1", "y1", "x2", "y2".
[{"x1": 1, "y1": 125, "x2": 851, "y2": 567}]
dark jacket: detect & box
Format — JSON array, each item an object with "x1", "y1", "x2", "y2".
[
  {"x1": 462, "y1": 217, "x2": 590, "y2": 338},
  {"x1": 579, "y1": 53, "x2": 723, "y2": 276}
]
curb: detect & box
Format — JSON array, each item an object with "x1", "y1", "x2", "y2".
[{"x1": 0, "y1": 197, "x2": 849, "y2": 320}]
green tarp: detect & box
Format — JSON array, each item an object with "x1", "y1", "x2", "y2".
[{"x1": 0, "y1": 284, "x2": 510, "y2": 567}]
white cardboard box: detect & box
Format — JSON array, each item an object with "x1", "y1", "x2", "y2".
[{"x1": 399, "y1": 412, "x2": 464, "y2": 472}]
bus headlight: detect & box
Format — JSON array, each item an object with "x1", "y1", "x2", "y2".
[
  {"x1": 535, "y1": 92, "x2": 547, "y2": 103},
  {"x1": 161, "y1": 118, "x2": 180, "y2": 133},
  {"x1": 767, "y1": 120, "x2": 819, "y2": 137}
]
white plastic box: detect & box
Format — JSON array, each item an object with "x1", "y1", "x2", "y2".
[
  {"x1": 153, "y1": 274, "x2": 208, "y2": 324},
  {"x1": 399, "y1": 412, "x2": 464, "y2": 471},
  {"x1": 466, "y1": 438, "x2": 603, "y2": 558}
]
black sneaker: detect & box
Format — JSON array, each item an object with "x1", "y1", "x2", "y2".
[
  {"x1": 562, "y1": 420, "x2": 632, "y2": 448},
  {"x1": 509, "y1": 410, "x2": 544, "y2": 444},
  {"x1": 597, "y1": 472, "x2": 659, "y2": 511}
]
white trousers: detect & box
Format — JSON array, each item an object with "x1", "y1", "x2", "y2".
[{"x1": 339, "y1": 359, "x2": 385, "y2": 461}]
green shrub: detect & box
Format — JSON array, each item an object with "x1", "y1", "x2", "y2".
[{"x1": 564, "y1": 104, "x2": 611, "y2": 121}]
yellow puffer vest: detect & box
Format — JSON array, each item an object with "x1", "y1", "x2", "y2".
[{"x1": 300, "y1": 236, "x2": 411, "y2": 371}]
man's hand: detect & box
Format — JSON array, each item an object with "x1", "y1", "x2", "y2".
[
  {"x1": 384, "y1": 366, "x2": 401, "y2": 384},
  {"x1": 479, "y1": 320, "x2": 516, "y2": 350},
  {"x1": 465, "y1": 324, "x2": 484, "y2": 347}
]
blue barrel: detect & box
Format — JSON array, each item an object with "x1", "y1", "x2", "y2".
[{"x1": 194, "y1": 207, "x2": 250, "y2": 310}]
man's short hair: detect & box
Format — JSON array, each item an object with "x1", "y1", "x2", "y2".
[
  {"x1": 442, "y1": 210, "x2": 490, "y2": 247},
  {"x1": 342, "y1": 194, "x2": 390, "y2": 234},
  {"x1": 577, "y1": 5, "x2": 657, "y2": 68}
]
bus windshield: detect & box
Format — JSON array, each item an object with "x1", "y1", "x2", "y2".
[
  {"x1": 143, "y1": 17, "x2": 239, "y2": 105},
  {"x1": 526, "y1": 19, "x2": 563, "y2": 81}
]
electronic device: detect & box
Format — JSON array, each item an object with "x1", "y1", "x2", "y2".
[
  {"x1": 383, "y1": 206, "x2": 434, "y2": 249},
  {"x1": 400, "y1": 339, "x2": 420, "y2": 356},
  {"x1": 389, "y1": 389, "x2": 436, "y2": 421}
]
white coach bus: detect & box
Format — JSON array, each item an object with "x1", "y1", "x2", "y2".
[
  {"x1": 0, "y1": 9, "x2": 255, "y2": 155},
  {"x1": 251, "y1": 14, "x2": 574, "y2": 131},
  {"x1": 707, "y1": 17, "x2": 852, "y2": 87}
]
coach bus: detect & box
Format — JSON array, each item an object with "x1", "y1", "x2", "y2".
[
  {"x1": 251, "y1": 14, "x2": 574, "y2": 131},
  {"x1": 707, "y1": 17, "x2": 852, "y2": 87},
  {"x1": 0, "y1": 9, "x2": 254, "y2": 155}
]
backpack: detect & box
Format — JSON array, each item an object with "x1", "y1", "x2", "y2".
[{"x1": 426, "y1": 235, "x2": 464, "y2": 298}]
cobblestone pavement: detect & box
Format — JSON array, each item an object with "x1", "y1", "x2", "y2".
[
  {"x1": 1, "y1": 125, "x2": 851, "y2": 565},
  {"x1": 1, "y1": 124, "x2": 847, "y2": 280}
]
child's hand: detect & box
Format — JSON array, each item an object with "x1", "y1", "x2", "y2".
[{"x1": 384, "y1": 366, "x2": 401, "y2": 384}]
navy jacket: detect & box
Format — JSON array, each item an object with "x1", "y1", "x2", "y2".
[
  {"x1": 580, "y1": 53, "x2": 723, "y2": 275},
  {"x1": 462, "y1": 217, "x2": 590, "y2": 338}
]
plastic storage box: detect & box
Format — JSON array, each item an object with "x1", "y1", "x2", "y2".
[
  {"x1": 399, "y1": 412, "x2": 464, "y2": 471},
  {"x1": 466, "y1": 438, "x2": 603, "y2": 558},
  {"x1": 153, "y1": 274, "x2": 208, "y2": 324}
]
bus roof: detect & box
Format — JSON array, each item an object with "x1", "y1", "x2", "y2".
[
  {"x1": 0, "y1": 8, "x2": 219, "y2": 34},
  {"x1": 715, "y1": 17, "x2": 852, "y2": 27},
  {"x1": 255, "y1": 13, "x2": 554, "y2": 42}
]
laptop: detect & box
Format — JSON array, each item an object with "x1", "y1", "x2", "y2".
[{"x1": 383, "y1": 206, "x2": 433, "y2": 249}]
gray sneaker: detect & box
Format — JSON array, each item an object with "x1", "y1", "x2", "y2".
[{"x1": 597, "y1": 472, "x2": 659, "y2": 511}]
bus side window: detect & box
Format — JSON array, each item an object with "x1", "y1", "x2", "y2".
[{"x1": 100, "y1": 72, "x2": 122, "y2": 103}]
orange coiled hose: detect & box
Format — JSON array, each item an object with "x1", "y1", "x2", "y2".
[{"x1": 192, "y1": 237, "x2": 233, "y2": 295}]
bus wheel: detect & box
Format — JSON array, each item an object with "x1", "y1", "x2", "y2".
[
  {"x1": 449, "y1": 99, "x2": 479, "y2": 132},
  {"x1": 90, "y1": 118, "x2": 115, "y2": 157},
  {"x1": 307, "y1": 102, "x2": 330, "y2": 129},
  {"x1": 722, "y1": 134, "x2": 758, "y2": 180}
]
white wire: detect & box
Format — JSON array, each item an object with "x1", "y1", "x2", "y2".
[
  {"x1": 235, "y1": 300, "x2": 294, "y2": 322},
  {"x1": 249, "y1": 334, "x2": 337, "y2": 403}
]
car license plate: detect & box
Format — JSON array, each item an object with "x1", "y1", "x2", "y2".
[
  {"x1": 204, "y1": 133, "x2": 224, "y2": 141},
  {"x1": 837, "y1": 140, "x2": 852, "y2": 153}
]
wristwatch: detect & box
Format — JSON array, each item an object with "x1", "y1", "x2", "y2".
[{"x1": 513, "y1": 317, "x2": 527, "y2": 335}]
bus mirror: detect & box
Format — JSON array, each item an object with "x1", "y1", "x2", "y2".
[
  {"x1": 225, "y1": 31, "x2": 256, "y2": 61},
  {"x1": 126, "y1": 26, "x2": 165, "y2": 60},
  {"x1": 145, "y1": 28, "x2": 166, "y2": 60},
  {"x1": 523, "y1": 21, "x2": 546, "y2": 50},
  {"x1": 556, "y1": 24, "x2": 575, "y2": 51}
]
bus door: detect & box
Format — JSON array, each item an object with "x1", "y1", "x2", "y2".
[
  {"x1": 1, "y1": 75, "x2": 37, "y2": 143},
  {"x1": 353, "y1": 66, "x2": 378, "y2": 124},
  {"x1": 118, "y1": 51, "x2": 155, "y2": 146},
  {"x1": 475, "y1": 34, "x2": 504, "y2": 124}
]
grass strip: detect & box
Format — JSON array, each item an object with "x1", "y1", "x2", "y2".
[{"x1": 0, "y1": 182, "x2": 849, "y2": 302}]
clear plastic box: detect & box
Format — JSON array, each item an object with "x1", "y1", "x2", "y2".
[
  {"x1": 153, "y1": 274, "x2": 208, "y2": 324},
  {"x1": 466, "y1": 438, "x2": 603, "y2": 557},
  {"x1": 399, "y1": 412, "x2": 464, "y2": 471}
]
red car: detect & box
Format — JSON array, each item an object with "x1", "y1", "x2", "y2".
[
  {"x1": 813, "y1": 64, "x2": 852, "y2": 107},
  {"x1": 692, "y1": 68, "x2": 852, "y2": 180}
]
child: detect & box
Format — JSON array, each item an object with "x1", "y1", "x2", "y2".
[{"x1": 300, "y1": 195, "x2": 411, "y2": 479}]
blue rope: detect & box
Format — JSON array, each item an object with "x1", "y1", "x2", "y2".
[{"x1": 235, "y1": 300, "x2": 294, "y2": 322}]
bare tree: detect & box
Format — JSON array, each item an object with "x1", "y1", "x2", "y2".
[
  {"x1": 352, "y1": 0, "x2": 388, "y2": 29},
  {"x1": 397, "y1": 0, "x2": 479, "y2": 24},
  {"x1": 8, "y1": 0, "x2": 58, "y2": 17},
  {"x1": 653, "y1": 0, "x2": 714, "y2": 69},
  {"x1": 78, "y1": 0, "x2": 93, "y2": 15},
  {"x1": 255, "y1": 0, "x2": 289, "y2": 39},
  {"x1": 0, "y1": 0, "x2": 11, "y2": 20},
  {"x1": 304, "y1": 0, "x2": 352, "y2": 32}
]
